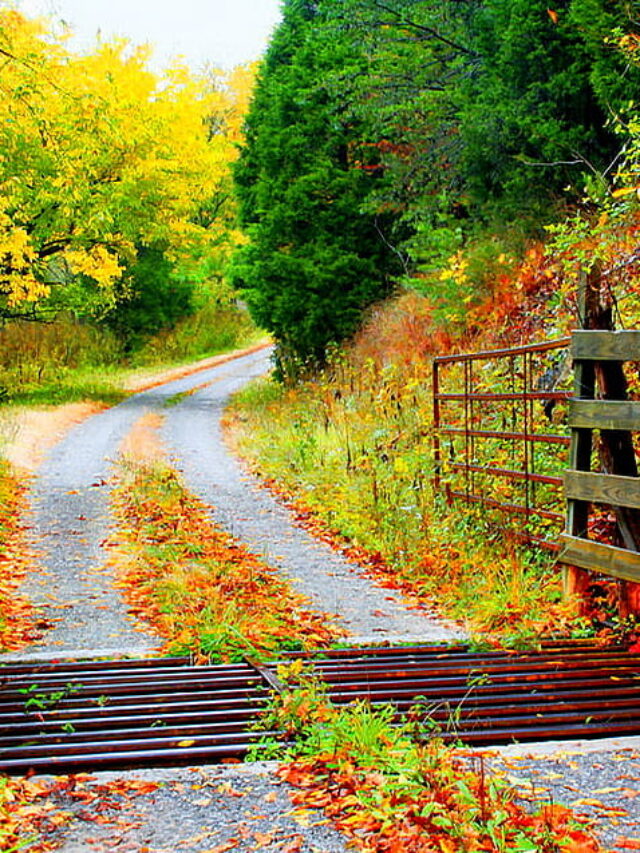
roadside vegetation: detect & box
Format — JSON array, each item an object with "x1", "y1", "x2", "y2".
[
  {"x1": 0, "y1": 304, "x2": 261, "y2": 408},
  {"x1": 109, "y1": 417, "x2": 343, "y2": 661},
  {"x1": 226, "y1": 298, "x2": 579, "y2": 643},
  {"x1": 226, "y1": 2, "x2": 640, "y2": 641},
  {"x1": 250, "y1": 662, "x2": 603, "y2": 852},
  {"x1": 0, "y1": 460, "x2": 42, "y2": 652}
]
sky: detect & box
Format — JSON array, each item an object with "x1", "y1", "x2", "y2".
[{"x1": 16, "y1": 0, "x2": 283, "y2": 71}]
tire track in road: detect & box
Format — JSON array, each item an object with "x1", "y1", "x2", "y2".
[
  {"x1": 161, "y1": 352, "x2": 463, "y2": 644},
  {"x1": 4, "y1": 345, "x2": 461, "y2": 661},
  {"x1": 2, "y1": 349, "x2": 271, "y2": 660}
]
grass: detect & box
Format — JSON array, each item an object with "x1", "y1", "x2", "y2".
[
  {"x1": 0, "y1": 303, "x2": 262, "y2": 409},
  {"x1": 250, "y1": 662, "x2": 602, "y2": 852},
  {"x1": 0, "y1": 459, "x2": 40, "y2": 652},
  {"x1": 224, "y1": 293, "x2": 581, "y2": 643},
  {"x1": 109, "y1": 457, "x2": 344, "y2": 661}
]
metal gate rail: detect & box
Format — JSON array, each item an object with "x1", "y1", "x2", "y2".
[
  {"x1": 2, "y1": 642, "x2": 639, "y2": 775},
  {"x1": 433, "y1": 338, "x2": 572, "y2": 550}
]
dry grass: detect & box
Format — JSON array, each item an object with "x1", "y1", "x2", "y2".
[
  {"x1": 0, "y1": 402, "x2": 106, "y2": 474},
  {"x1": 0, "y1": 341, "x2": 270, "y2": 474}
]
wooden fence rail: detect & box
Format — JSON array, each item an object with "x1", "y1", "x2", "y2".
[
  {"x1": 433, "y1": 330, "x2": 640, "y2": 605},
  {"x1": 561, "y1": 329, "x2": 640, "y2": 586}
]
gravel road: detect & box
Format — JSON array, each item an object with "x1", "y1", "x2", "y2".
[
  {"x1": 5, "y1": 345, "x2": 461, "y2": 662},
  {"x1": 6, "y1": 347, "x2": 639, "y2": 852}
]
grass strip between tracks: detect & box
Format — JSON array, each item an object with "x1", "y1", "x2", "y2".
[{"x1": 109, "y1": 451, "x2": 345, "y2": 662}]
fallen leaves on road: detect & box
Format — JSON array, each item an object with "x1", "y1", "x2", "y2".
[
  {"x1": 109, "y1": 422, "x2": 344, "y2": 660},
  {"x1": 0, "y1": 460, "x2": 46, "y2": 650},
  {"x1": 0, "y1": 773, "x2": 158, "y2": 852}
]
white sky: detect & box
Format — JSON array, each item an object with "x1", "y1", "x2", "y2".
[{"x1": 15, "y1": 0, "x2": 282, "y2": 71}]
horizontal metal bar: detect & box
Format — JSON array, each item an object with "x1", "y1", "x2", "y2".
[
  {"x1": 447, "y1": 719, "x2": 640, "y2": 746},
  {"x1": 449, "y1": 462, "x2": 563, "y2": 486},
  {"x1": 0, "y1": 740, "x2": 277, "y2": 774},
  {"x1": 447, "y1": 490, "x2": 564, "y2": 521},
  {"x1": 434, "y1": 391, "x2": 571, "y2": 402},
  {"x1": 434, "y1": 337, "x2": 571, "y2": 365},
  {"x1": 0, "y1": 657, "x2": 192, "y2": 678},
  {"x1": 438, "y1": 427, "x2": 571, "y2": 445}
]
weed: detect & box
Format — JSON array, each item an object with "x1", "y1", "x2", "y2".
[
  {"x1": 19, "y1": 682, "x2": 80, "y2": 713},
  {"x1": 251, "y1": 668, "x2": 602, "y2": 851}
]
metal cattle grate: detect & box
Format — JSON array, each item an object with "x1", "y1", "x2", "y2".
[
  {"x1": 0, "y1": 657, "x2": 275, "y2": 774},
  {"x1": 292, "y1": 642, "x2": 640, "y2": 745},
  {"x1": 2, "y1": 642, "x2": 639, "y2": 775}
]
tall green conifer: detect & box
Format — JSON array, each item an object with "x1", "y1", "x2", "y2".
[{"x1": 231, "y1": 0, "x2": 398, "y2": 374}]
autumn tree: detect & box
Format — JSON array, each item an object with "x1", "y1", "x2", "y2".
[
  {"x1": 321, "y1": 0, "x2": 640, "y2": 283},
  {"x1": 0, "y1": 8, "x2": 251, "y2": 332}
]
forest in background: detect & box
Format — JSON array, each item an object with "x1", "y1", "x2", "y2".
[
  {"x1": 232, "y1": 0, "x2": 640, "y2": 375},
  {"x1": 226, "y1": 0, "x2": 640, "y2": 637},
  {"x1": 0, "y1": 6, "x2": 259, "y2": 402}
]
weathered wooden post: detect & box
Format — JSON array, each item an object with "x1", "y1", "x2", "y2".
[{"x1": 561, "y1": 267, "x2": 640, "y2": 616}]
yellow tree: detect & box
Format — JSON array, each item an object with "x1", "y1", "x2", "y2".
[{"x1": 0, "y1": 7, "x2": 252, "y2": 320}]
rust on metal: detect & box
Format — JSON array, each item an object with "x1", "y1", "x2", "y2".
[
  {"x1": 2, "y1": 641, "x2": 639, "y2": 775},
  {"x1": 285, "y1": 641, "x2": 640, "y2": 744},
  {"x1": 433, "y1": 338, "x2": 572, "y2": 548},
  {"x1": 1, "y1": 657, "x2": 276, "y2": 774}
]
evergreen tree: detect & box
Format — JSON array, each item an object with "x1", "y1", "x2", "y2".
[{"x1": 231, "y1": 0, "x2": 399, "y2": 374}]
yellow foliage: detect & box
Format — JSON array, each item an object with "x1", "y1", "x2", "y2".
[
  {"x1": 0, "y1": 9, "x2": 255, "y2": 314},
  {"x1": 439, "y1": 251, "x2": 469, "y2": 286}
]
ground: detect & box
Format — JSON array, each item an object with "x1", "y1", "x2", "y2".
[{"x1": 2, "y1": 345, "x2": 640, "y2": 852}]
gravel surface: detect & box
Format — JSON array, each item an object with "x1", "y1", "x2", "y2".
[
  {"x1": 6, "y1": 346, "x2": 461, "y2": 660},
  {"x1": 50, "y1": 763, "x2": 349, "y2": 853},
  {"x1": 7, "y1": 347, "x2": 640, "y2": 852},
  {"x1": 28, "y1": 744, "x2": 640, "y2": 852},
  {"x1": 161, "y1": 350, "x2": 462, "y2": 642},
  {"x1": 479, "y1": 738, "x2": 640, "y2": 851}
]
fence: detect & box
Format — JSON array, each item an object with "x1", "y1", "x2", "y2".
[{"x1": 432, "y1": 338, "x2": 572, "y2": 550}]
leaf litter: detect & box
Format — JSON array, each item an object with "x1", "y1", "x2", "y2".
[{"x1": 108, "y1": 413, "x2": 344, "y2": 660}]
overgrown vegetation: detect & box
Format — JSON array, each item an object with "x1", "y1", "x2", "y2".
[
  {"x1": 226, "y1": 310, "x2": 579, "y2": 642},
  {"x1": 250, "y1": 661, "x2": 602, "y2": 851},
  {"x1": 0, "y1": 459, "x2": 40, "y2": 651},
  {"x1": 0, "y1": 304, "x2": 261, "y2": 406},
  {"x1": 110, "y1": 456, "x2": 344, "y2": 661},
  {"x1": 232, "y1": 0, "x2": 640, "y2": 367}
]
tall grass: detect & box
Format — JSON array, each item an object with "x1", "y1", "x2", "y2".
[
  {"x1": 227, "y1": 292, "x2": 576, "y2": 640},
  {"x1": 132, "y1": 302, "x2": 260, "y2": 366},
  {"x1": 0, "y1": 303, "x2": 260, "y2": 406}
]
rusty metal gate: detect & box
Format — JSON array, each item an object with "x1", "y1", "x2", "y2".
[
  {"x1": 433, "y1": 338, "x2": 573, "y2": 550},
  {"x1": 3, "y1": 641, "x2": 640, "y2": 775}
]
